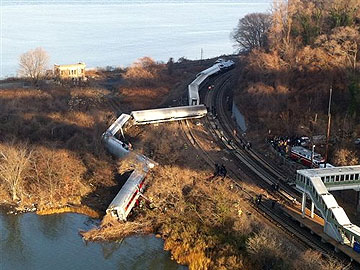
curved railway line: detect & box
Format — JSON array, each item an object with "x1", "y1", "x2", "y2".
[
  {"x1": 102, "y1": 60, "x2": 356, "y2": 266},
  {"x1": 180, "y1": 71, "x2": 355, "y2": 266}
]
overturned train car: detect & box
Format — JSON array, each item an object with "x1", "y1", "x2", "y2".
[
  {"x1": 106, "y1": 166, "x2": 149, "y2": 221},
  {"x1": 131, "y1": 105, "x2": 207, "y2": 124}
]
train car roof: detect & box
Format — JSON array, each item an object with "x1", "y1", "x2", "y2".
[
  {"x1": 131, "y1": 105, "x2": 207, "y2": 124},
  {"x1": 298, "y1": 165, "x2": 360, "y2": 178},
  {"x1": 193, "y1": 74, "x2": 208, "y2": 85},
  {"x1": 107, "y1": 113, "x2": 131, "y2": 136}
]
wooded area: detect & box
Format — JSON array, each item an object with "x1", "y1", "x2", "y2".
[{"x1": 232, "y1": 0, "x2": 360, "y2": 164}]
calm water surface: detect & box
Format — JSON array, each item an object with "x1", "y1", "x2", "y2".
[
  {"x1": 1, "y1": 0, "x2": 271, "y2": 77},
  {"x1": 0, "y1": 211, "x2": 187, "y2": 270}
]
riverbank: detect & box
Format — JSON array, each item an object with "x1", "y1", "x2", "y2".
[
  {"x1": 0, "y1": 209, "x2": 184, "y2": 270},
  {"x1": 80, "y1": 122, "x2": 345, "y2": 270}
]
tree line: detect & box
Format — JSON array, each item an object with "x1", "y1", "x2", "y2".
[{"x1": 232, "y1": 0, "x2": 359, "y2": 150}]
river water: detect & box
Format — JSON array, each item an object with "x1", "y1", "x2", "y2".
[
  {"x1": 1, "y1": 0, "x2": 271, "y2": 78},
  {"x1": 0, "y1": 210, "x2": 186, "y2": 270},
  {"x1": 1, "y1": 1, "x2": 271, "y2": 268}
]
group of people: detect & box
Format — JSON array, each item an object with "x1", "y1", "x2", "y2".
[
  {"x1": 269, "y1": 136, "x2": 309, "y2": 155},
  {"x1": 214, "y1": 163, "x2": 227, "y2": 177}
]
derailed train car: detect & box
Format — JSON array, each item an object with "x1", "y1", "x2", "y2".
[
  {"x1": 131, "y1": 105, "x2": 207, "y2": 124},
  {"x1": 106, "y1": 166, "x2": 149, "y2": 221},
  {"x1": 106, "y1": 113, "x2": 131, "y2": 136},
  {"x1": 103, "y1": 60, "x2": 234, "y2": 222},
  {"x1": 102, "y1": 133, "x2": 130, "y2": 159}
]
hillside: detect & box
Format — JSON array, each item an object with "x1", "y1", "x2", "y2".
[{"x1": 233, "y1": 0, "x2": 360, "y2": 164}]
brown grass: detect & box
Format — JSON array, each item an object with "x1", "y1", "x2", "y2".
[
  {"x1": 0, "y1": 86, "x2": 116, "y2": 211},
  {"x1": 81, "y1": 123, "x2": 345, "y2": 270},
  {"x1": 37, "y1": 205, "x2": 101, "y2": 219}
]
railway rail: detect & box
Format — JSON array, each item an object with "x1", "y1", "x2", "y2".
[{"x1": 180, "y1": 71, "x2": 354, "y2": 265}]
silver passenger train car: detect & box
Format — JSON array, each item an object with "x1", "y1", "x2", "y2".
[
  {"x1": 106, "y1": 166, "x2": 149, "y2": 221},
  {"x1": 188, "y1": 59, "x2": 234, "y2": 106},
  {"x1": 131, "y1": 105, "x2": 207, "y2": 124}
]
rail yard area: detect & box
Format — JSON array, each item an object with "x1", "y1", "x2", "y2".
[{"x1": 1, "y1": 57, "x2": 360, "y2": 270}]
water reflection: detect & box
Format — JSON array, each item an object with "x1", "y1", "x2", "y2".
[
  {"x1": 0, "y1": 211, "x2": 186, "y2": 270},
  {"x1": 1, "y1": 212, "x2": 31, "y2": 265},
  {"x1": 36, "y1": 214, "x2": 66, "y2": 240},
  {"x1": 100, "y1": 241, "x2": 123, "y2": 260}
]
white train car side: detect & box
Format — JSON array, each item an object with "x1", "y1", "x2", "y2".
[
  {"x1": 131, "y1": 105, "x2": 207, "y2": 124},
  {"x1": 106, "y1": 166, "x2": 149, "y2": 221}
]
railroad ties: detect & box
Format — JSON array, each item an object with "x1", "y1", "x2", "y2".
[{"x1": 102, "y1": 60, "x2": 234, "y2": 221}]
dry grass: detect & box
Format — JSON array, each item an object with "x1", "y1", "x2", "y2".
[
  {"x1": 81, "y1": 123, "x2": 345, "y2": 270},
  {"x1": 119, "y1": 86, "x2": 169, "y2": 110},
  {"x1": 37, "y1": 205, "x2": 100, "y2": 219},
  {"x1": 0, "y1": 86, "x2": 116, "y2": 211},
  {"x1": 0, "y1": 57, "x2": 200, "y2": 211},
  {"x1": 333, "y1": 148, "x2": 359, "y2": 166}
]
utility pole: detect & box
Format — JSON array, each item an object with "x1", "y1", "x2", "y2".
[
  {"x1": 200, "y1": 48, "x2": 203, "y2": 60},
  {"x1": 325, "y1": 85, "x2": 333, "y2": 163},
  {"x1": 311, "y1": 144, "x2": 315, "y2": 168}
]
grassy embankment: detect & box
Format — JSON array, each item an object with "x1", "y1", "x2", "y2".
[
  {"x1": 82, "y1": 122, "x2": 345, "y2": 270},
  {"x1": 0, "y1": 57, "x2": 200, "y2": 215},
  {"x1": 233, "y1": 0, "x2": 360, "y2": 164}
]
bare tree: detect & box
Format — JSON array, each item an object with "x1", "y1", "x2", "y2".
[
  {"x1": 231, "y1": 13, "x2": 271, "y2": 52},
  {"x1": 315, "y1": 26, "x2": 360, "y2": 70},
  {"x1": 18, "y1": 47, "x2": 49, "y2": 83},
  {"x1": 0, "y1": 142, "x2": 32, "y2": 201}
]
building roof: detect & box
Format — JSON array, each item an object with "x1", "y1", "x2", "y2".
[
  {"x1": 54, "y1": 62, "x2": 86, "y2": 69},
  {"x1": 298, "y1": 165, "x2": 360, "y2": 178}
]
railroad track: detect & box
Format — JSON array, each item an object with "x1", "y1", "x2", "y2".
[
  {"x1": 179, "y1": 72, "x2": 352, "y2": 263},
  {"x1": 180, "y1": 115, "x2": 333, "y2": 255}
]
